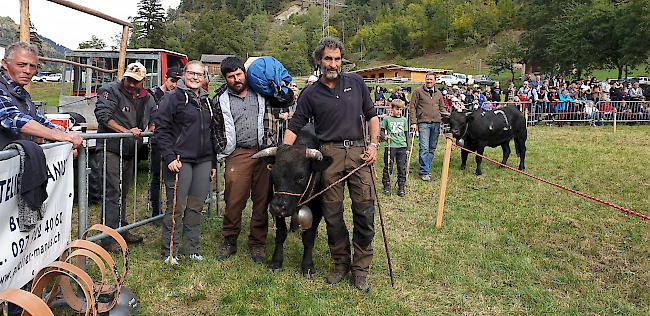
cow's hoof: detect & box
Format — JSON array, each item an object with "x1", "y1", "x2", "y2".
[
  {"x1": 460, "y1": 165, "x2": 466, "y2": 170},
  {"x1": 302, "y1": 267, "x2": 317, "y2": 279},
  {"x1": 475, "y1": 171, "x2": 482, "y2": 176},
  {"x1": 268, "y1": 262, "x2": 282, "y2": 273},
  {"x1": 518, "y1": 166, "x2": 525, "y2": 171}
]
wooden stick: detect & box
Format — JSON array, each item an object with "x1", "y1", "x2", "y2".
[
  {"x1": 613, "y1": 111, "x2": 617, "y2": 133},
  {"x1": 46, "y1": 0, "x2": 133, "y2": 27},
  {"x1": 361, "y1": 115, "x2": 395, "y2": 287},
  {"x1": 38, "y1": 57, "x2": 118, "y2": 73},
  {"x1": 117, "y1": 25, "x2": 129, "y2": 80},
  {"x1": 436, "y1": 137, "x2": 453, "y2": 229},
  {"x1": 20, "y1": 0, "x2": 30, "y2": 93},
  {"x1": 405, "y1": 131, "x2": 415, "y2": 184},
  {"x1": 168, "y1": 155, "x2": 180, "y2": 263}
]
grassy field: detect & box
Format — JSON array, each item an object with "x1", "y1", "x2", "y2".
[{"x1": 63, "y1": 124, "x2": 650, "y2": 315}]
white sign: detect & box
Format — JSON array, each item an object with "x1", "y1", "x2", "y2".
[{"x1": 0, "y1": 143, "x2": 73, "y2": 291}]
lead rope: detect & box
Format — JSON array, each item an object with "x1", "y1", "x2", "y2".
[{"x1": 274, "y1": 173, "x2": 315, "y2": 204}]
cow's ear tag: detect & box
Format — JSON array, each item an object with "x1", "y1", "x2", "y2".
[{"x1": 267, "y1": 164, "x2": 273, "y2": 171}]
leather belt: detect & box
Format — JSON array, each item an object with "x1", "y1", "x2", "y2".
[{"x1": 325, "y1": 139, "x2": 366, "y2": 148}]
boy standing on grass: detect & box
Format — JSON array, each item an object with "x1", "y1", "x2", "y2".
[{"x1": 381, "y1": 99, "x2": 409, "y2": 197}]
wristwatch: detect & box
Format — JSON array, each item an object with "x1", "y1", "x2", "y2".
[{"x1": 369, "y1": 143, "x2": 379, "y2": 149}]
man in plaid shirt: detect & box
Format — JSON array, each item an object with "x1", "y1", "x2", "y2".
[{"x1": 0, "y1": 42, "x2": 82, "y2": 148}]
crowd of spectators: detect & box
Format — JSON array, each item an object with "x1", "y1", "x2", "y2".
[{"x1": 372, "y1": 73, "x2": 650, "y2": 125}]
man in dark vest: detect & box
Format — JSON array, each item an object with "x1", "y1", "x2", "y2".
[
  {"x1": 0, "y1": 41, "x2": 82, "y2": 148},
  {"x1": 94, "y1": 62, "x2": 155, "y2": 252}
]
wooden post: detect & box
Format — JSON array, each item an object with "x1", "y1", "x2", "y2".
[
  {"x1": 436, "y1": 136, "x2": 453, "y2": 229},
  {"x1": 20, "y1": 0, "x2": 30, "y2": 42},
  {"x1": 20, "y1": 0, "x2": 31, "y2": 92},
  {"x1": 117, "y1": 25, "x2": 129, "y2": 80},
  {"x1": 613, "y1": 111, "x2": 617, "y2": 133}
]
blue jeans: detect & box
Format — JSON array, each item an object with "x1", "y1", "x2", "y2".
[{"x1": 417, "y1": 122, "x2": 440, "y2": 176}]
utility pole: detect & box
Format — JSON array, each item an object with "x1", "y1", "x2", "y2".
[{"x1": 307, "y1": 0, "x2": 344, "y2": 38}]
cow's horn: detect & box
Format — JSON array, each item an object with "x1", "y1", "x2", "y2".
[
  {"x1": 305, "y1": 149, "x2": 323, "y2": 161},
  {"x1": 252, "y1": 147, "x2": 278, "y2": 159}
]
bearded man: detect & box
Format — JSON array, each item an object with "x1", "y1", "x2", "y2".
[
  {"x1": 214, "y1": 57, "x2": 271, "y2": 264},
  {"x1": 284, "y1": 37, "x2": 379, "y2": 292}
]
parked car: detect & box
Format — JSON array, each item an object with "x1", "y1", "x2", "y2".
[
  {"x1": 31, "y1": 72, "x2": 52, "y2": 82},
  {"x1": 474, "y1": 75, "x2": 496, "y2": 86},
  {"x1": 44, "y1": 73, "x2": 62, "y2": 82},
  {"x1": 453, "y1": 73, "x2": 469, "y2": 84},
  {"x1": 436, "y1": 75, "x2": 463, "y2": 85}
]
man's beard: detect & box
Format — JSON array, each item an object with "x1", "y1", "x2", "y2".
[
  {"x1": 320, "y1": 65, "x2": 340, "y2": 80},
  {"x1": 228, "y1": 79, "x2": 247, "y2": 93}
]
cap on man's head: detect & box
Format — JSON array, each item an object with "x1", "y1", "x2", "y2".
[
  {"x1": 166, "y1": 67, "x2": 182, "y2": 80},
  {"x1": 452, "y1": 85, "x2": 459, "y2": 90},
  {"x1": 446, "y1": 82, "x2": 452, "y2": 87},
  {"x1": 124, "y1": 62, "x2": 146, "y2": 81}
]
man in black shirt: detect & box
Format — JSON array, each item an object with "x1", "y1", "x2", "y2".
[{"x1": 285, "y1": 37, "x2": 379, "y2": 292}]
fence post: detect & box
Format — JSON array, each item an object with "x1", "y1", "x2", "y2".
[
  {"x1": 77, "y1": 145, "x2": 89, "y2": 238},
  {"x1": 613, "y1": 111, "x2": 617, "y2": 133},
  {"x1": 436, "y1": 136, "x2": 453, "y2": 229}
]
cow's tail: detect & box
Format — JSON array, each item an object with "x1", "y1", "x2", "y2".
[{"x1": 514, "y1": 124, "x2": 527, "y2": 157}]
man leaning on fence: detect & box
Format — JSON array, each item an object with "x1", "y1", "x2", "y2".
[
  {"x1": 0, "y1": 41, "x2": 82, "y2": 148},
  {"x1": 94, "y1": 62, "x2": 156, "y2": 253}
]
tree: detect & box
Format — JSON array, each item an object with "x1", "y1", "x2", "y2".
[
  {"x1": 131, "y1": 0, "x2": 166, "y2": 48},
  {"x1": 78, "y1": 35, "x2": 106, "y2": 49},
  {"x1": 486, "y1": 36, "x2": 525, "y2": 82},
  {"x1": 270, "y1": 25, "x2": 312, "y2": 75}
]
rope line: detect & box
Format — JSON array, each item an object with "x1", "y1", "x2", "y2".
[{"x1": 446, "y1": 137, "x2": 650, "y2": 221}]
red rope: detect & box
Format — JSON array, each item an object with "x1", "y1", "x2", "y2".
[{"x1": 447, "y1": 137, "x2": 650, "y2": 221}]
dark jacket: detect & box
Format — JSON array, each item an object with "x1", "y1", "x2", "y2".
[
  {"x1": 94, "y1": 80, "x2": 155, "y2": 157},
  {"x1": 154, "y1": 80, "x2": 216, "y2": 167},
  {"x1": 0, "y1": 75, "x2": 38, "y2": 148},
  {"x1": 409, "y1": 86, "x2": 446, "y2": 125}
]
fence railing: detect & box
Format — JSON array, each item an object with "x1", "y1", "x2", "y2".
[
  {"x1": 76, "y1": 132, "x2": 223, "y2": 239},
  {"x1": 517, "y1": 100, "x2": 650, "y2": 125}
]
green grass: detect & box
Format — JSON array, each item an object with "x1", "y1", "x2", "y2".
[{"x1": 64, "y1": 124, "x2": 650, "y2": 315}]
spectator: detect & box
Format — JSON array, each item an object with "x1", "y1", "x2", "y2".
[
  {"x1": 517, "y1": 81, "x2": 532, "y2": 102},
  {"x1": 491, "y1": 81, "x2": 502, "y2": 102},
  {"x1": 381, "y1": 99, "x2": 409, "y2": 197},
  {"x1": 373, "y1": 85, "x2": 386, "y2": 106},
  {"x1": 628, "y1": 82, "x2": 644, "y2": 101},
  {"x1": 409, "y1": 72, "x2": 445, "y2": 181},
  {"x1": 94, "y1": 62, "x2": 156, "y2": 252},
  {"x1": 0, "y1": 41, "x2": 82, "y2": 148}
]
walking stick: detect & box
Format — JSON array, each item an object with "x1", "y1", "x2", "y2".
[
  {"x1": 386, "y1": 138, "x2": 392, "y2": 196},
  {"x1": 405, "y1": 131, "x2": 415, "y2": 183},
  {"x1": 168, "y1": 155, "x2": 180, "y2": 264},
  {"x1": 361, "y1": 116, "x2": 395, "y2": 287}
]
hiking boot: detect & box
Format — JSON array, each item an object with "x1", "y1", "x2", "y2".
[
  {"x1": 163, "y1": 256, "x2": 179, "y2": 266},
  {"x1": 325, "y1": 266, "x2": 350, "y2": 285},
  {"x1": 397, "y1": 188, "x2": 405, "y2": 197},
  {"x1": 352, "y1": 274, "x2": 369, "y2": 293},
  {"x1": 121, "y1": 230, "x2": 144, "y2": 244},
  {"x1": 383, "y1": 188, "x2": 390, "y2": 196},
  {"x1": 420, "y1": 174, "x2": 431, "y2": 181},
  {"x1": 103, "y1": 242, "x2": 122, "y2": 254},
  {"x1": 188, "y1": 253, "x2": 204, "y2": 261},
  {"x1": 250, "y1": 247, "x2": 265, "y2": 263},
  {"x1": 217, "y1": 239, "x2": 237, "y2": 260}
]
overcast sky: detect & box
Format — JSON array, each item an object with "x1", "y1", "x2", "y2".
[{"x1": 4, "y1": 0, "x2": 181, "y2": 49}]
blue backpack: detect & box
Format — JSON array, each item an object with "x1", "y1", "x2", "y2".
[{"x1": 246, "y1": 56, "x2": 294, "y2": 108}]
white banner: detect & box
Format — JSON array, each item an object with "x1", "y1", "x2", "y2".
[{"x1": 0, "y1": 143, "x2": 73, "y2": 291}]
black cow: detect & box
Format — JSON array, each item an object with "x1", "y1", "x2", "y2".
[
  {"x1": 252, "y1": 124, "x2": 332, "y2": 277},
  {"x1": 444, "y1": 106, "x2": 527, "y2": 175}
]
